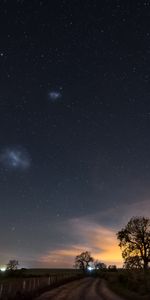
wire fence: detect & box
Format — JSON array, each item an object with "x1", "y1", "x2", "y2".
[{"x1": 0, "y1": 271, "x2": 82, "y2": 299}]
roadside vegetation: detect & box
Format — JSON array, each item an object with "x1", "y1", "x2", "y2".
[{"x1": 74, "y1": 216, "x2": 150, "y2": 299}]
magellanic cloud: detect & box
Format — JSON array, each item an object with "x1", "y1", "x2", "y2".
[{"x1": 0, "y1": 146, "x2": 31, "y2": 170}]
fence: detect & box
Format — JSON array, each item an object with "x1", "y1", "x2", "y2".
[{"x1": 0, "y1": 271, "x2": 82, "y2": 299}]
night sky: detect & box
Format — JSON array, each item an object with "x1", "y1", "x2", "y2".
[{"x1": 1, "y1": 0, "x2": 150, "y2": 268}]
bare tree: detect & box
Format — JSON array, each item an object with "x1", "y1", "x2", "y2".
[
  {"x1": 75, "y1": 251, "x2": 94, "y2": 271},
  {"x1": 108, "y1": 265, "x2": 117, "y2": 271},
  {"x1": 94, "y1": 260, "x2": 107, "y2": 270},
  {"x1": 117, "y1": 217, "x2": 150, "y2": 270},
  {"x1": 7, "y1": 260, "x2": 19, "y2": 271}
]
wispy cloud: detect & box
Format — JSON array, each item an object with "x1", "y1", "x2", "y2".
[
  {"x1": 40, "y1": 199, "x2": 150, "y2": 268},
  {"x1": 40, "y1": 218, "x2": 122, "y2": 267},
  {"x1": 2, "y1": 199, "x2": 149, "y2": 268}
]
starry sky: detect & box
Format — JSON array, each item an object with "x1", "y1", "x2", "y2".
[{"x1": 1, "y1": 0, "x2": 150, "y2": 268}]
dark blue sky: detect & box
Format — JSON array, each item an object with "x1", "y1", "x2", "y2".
[{"x1": 0, "y1": 0, "x2": 150, "y2": 268}]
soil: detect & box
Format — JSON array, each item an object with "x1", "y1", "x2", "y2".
[{"x1": 35, "y1": 277, "x2": 125, "y2": 300}]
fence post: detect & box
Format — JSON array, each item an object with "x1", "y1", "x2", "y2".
[
  {"x1": 0, "y1": 284, "x2": 3, "y2": 297},
  {"x1": 33, "y1": 278, "x2": 36, "y2": 290},
  {"x1": 23, "y1": 280, "x2": 26, "y2": 290},
  {"x1": 37, "y1": 278, "x2": 40, "y2": 287},
  {"x1": 8, "y1": 282, "x2": 12, "y2": 293},
  {"x1": 48, "y1": 276, "x2": 51, "y2": 285}
]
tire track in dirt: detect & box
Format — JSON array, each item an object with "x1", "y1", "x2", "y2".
[
  {"x1": 35, "y1": 277, "x2": 125, "y2": 300},
  {"x1": 84, "y1": 278, "x2": 103, "y2": 300},
  {"x1": 35, "y1": 278, "x2": 91, "y2": 300},
  {"x1": 66, "y1": 277, "x2": 95, "y2": 300}
]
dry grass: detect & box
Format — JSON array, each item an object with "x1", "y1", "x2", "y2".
[{"x1": 104, "y1": 270, "x2": 150, "y2": 300}]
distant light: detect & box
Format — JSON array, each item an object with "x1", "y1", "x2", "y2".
[
  {"x1": 0, "y1": 267, "x2": 6, "y2": 272},
  {"x1": 88, "y1": 266, "x2": 94, "y2": 271}
]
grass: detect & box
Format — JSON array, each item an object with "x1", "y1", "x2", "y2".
[
  {"x1": 0, "y1": 268, "x2": 82, "y2": 285},
  {"x1": 104, "y1": 270, "x2": 150, "y2": 300},
  {"x1": 23, "y1": 268, "x2": 79, "y2": 276}
]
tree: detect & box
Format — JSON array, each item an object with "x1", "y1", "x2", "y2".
[
  {"x1": 94, "y1": 260, "x2": 107, "y2": 270},
  {"x1": 75, "y1": 251, "x2": 94, "y2": 271},
  {"x1": 123, "y1": 255, "x2": 142, "y2": 270},
  {"x1": 117, "y1": 217, "x2": 150, "y2": 270},
  {"x1": 108, "y1": 265, "x2": 117, "y2": 271},
  {"x1": 6, "y1": 260, "x2": 19, "y2": 271}
]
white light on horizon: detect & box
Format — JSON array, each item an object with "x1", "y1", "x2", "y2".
[
  {"x1": 87, "y1": 266, "x2": 94, "y2": 271},
  {"x1": 0, "y1": 267, "x2": 6, "y2": 272}
]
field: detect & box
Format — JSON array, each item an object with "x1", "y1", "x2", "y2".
[
  {"x1": 23, "y1": 268, "x2": 80, "y2": 276},
  {"x1": 0, "y1": 268, "x2": 82, "y2": 280}
]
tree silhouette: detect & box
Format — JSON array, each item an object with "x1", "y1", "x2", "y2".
[
  {"x1": 123, "y1": 255, "x2": 142, "y2": 269},
  {"x1": 94, "y1": 260, "x2": 107, "y2": 270},
  {"x1": 117, "y1": 216, "x2": 150, "y2": 270},
  {"x1": 75, "y1": 251, "x2": 94, "y2": 271},
  {"x1": 6, "y1": 260, "x2": 19, "y2": 271},
  {"x1": 108, "y1": 265, "x2": 117, "y2": 271}
]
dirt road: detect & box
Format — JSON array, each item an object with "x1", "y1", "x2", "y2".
[{"x1": 35, "y1": 277, "x2": 124, "y2": 300}]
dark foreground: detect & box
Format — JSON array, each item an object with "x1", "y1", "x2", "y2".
[{"x1": 35, "y1": 277, "x2": 124, "y2": 300}]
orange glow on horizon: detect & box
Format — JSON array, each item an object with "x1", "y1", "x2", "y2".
[{"x1": 40, "y1": 219, "x2": 123, "y2": 268}]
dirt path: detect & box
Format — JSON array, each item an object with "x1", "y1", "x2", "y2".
[{"x1": 35, "y1": 277, "x2": 125, "y2": 300}]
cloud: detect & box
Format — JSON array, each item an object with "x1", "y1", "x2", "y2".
[
  {"x1": 2, "y1": 198, "x2": 149, "y2": 268},
  {"x1": 81, "y1": 199, "x2": 150, "y2": 229},
  {"x1": 71, "y1": 219, "x2": 122, "y2": 262},
  {"x1": 40, "y1": 199, "x2": 150, "y2": 268},
  {"x1": 40, "y1": 218, "x2": 122, "y2": 267}
]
